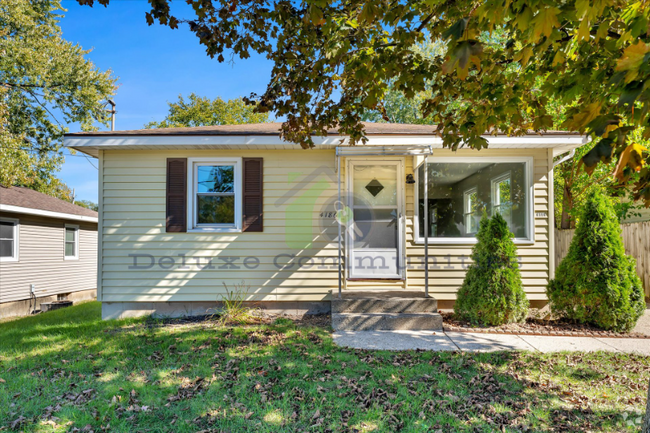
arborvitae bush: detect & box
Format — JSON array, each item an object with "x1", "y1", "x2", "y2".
[
  {"x1": 455, "y1": 213, "x2": 529, "y2": 326},
  {"x1": 547, "y1": 189, "x2": 645, "y2": 332}
]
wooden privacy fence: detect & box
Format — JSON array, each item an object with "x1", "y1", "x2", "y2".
[{"x1": 555, "y1": 221, "x2": 650, "y2": 298}]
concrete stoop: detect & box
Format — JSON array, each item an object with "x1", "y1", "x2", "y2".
[{"x1": 331, "y1": 291, "x2": 443, "y2": 331}]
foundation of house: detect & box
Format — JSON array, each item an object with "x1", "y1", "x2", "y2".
[
  {"x1": 100, "y1": 296, "x2": 549, "y2": 321},
  {"x1": 0, "y1": 289, "x2": 97, "y2": 320},
  {"x1": 101, "y1": 300, "x2": 332, "y2": 320}
]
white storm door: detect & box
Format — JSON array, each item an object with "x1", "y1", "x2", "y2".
[{"x1": 347, "y1": 160, "x2": 403, "y2": 279}]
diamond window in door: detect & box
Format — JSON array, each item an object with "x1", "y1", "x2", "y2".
[
  {"x1": 353, "y1": 165, "x2": 397, "y2": 206},
  {"x1": 365, "y1": 179, "x2": 384, "y2": 197}
]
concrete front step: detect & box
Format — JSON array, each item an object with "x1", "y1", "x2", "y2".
[
  {"x1": 332, "y1": 297, "x2": 438, "y2": 314},
  {"x1": 331, "y1": 291, "x2": 438, "y2": 314},
  {"x1": 332, "y1": 312, "x2": 444, "y2": 331}
]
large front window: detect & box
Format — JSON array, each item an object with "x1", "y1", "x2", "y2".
[
  {"x1": 417, "y1": 158, "x2": 532, "y2": 242},
  {"x1": 189, "y1": 158, "x2": 242, "y2": 232}
]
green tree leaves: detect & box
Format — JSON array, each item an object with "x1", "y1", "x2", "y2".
[
  {"x1": 79, "y1": 0, "x2": 650, "y2": 205},
  {"x1": 1, "y1": 0, "x2": 116, "y2": 198},
  {"x1": 144, "y1": 94, "x2": 270, "y2": 129}
]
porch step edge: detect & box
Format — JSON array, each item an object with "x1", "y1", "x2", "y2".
[
  {"x1": 332, "y1": 312, "x2": 443, "y2": 331},
  {"x1": 332, "y1": 298, "x2": 438, "y2": 314}
]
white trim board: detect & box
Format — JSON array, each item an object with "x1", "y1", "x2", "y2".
[
  {"x1": 65, "y1": 134, "x2": 589, "y2": 158},
  {"x1": 0, "y1": 204, "x2": 98, "y2": 223}
]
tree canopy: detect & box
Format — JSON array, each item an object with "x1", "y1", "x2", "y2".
[
  {"x1": 145, "y1": 94, "x2": 270, "y2": 129},
  {"x1": 1, "y1": 0, "x2": 116, "y2": 199},
  {"x1": 78, "y1": 0, "x2": 649, "y2": 204}
]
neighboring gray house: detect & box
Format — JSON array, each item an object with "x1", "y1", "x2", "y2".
[{"x1": 0, "y1": 186, "x2": 98, "y2": 318}]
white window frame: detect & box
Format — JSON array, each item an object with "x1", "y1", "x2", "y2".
[
  {"x1": 64, "y1": 224, "x2": 79, "y2": 260},
  {"x1": 491, "y1": 171, "x2": 513, "y2": 224},
  {"x1": 0, "y1": 217, "x2": 19, "y2": 262},
  {"x1": 414, "y1": 156, "x2": 534, "y2": 245},
  {"x1": 463, "y1": 187, "x2": 479, "y2": 235},
  {"x1": 187, "y1": 157, "x2": 243, "y2": 233}
]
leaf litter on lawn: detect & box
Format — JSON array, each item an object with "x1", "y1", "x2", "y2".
[{"x1": 2, "y1": 302, "x2": 649, "y2": 432}]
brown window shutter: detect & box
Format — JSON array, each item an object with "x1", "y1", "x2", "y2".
[
  {"x1": 166, "y1": 158, "x2": 187, "y2": 232},
  {"x1": 242, "y1": 158, "x2": 263, "y2": 232}
]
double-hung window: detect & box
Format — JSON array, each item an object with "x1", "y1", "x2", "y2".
[
  {"x1": 416, "y1": 157, "x2": 533, "y2": 243},
  {"x1": 64, "y1": 224, "x2": 79, "y2": 259},
  {"x1": 463, "y1": 187, "x2": 479, "y2": 235},
  {"x1": 0, "y1": 218, "x2": 18, "y2": 261},
  {"x1": 491, "y1": 172, "x2": 512, "y2": 226},
  {"x1": 188, "y1": 158, "x2": 242, "y2": 232}
]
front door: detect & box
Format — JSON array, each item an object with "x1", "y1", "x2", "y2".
[{"x1": 347, "y1": 160, "x2": 404, "y2": 279}]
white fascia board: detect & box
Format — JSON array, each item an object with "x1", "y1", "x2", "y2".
[
  {"x1": 65, "y1": 133, "x2": 588, "y2": 152},
  {"x1": 0, "y1": 204, "x2": 98, "y2": 223}
]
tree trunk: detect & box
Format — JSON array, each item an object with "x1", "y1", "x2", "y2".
[
  {"x1": 641, "y1": 376, "x2": 650, "y2": 433},
  {"x1": 560, "y1": 183, "x2": 573, "y2": 230}
]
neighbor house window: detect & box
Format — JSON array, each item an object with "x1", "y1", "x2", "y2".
[
  {"x1": 64, "y1": 224, "x2": 79, "y2": 259},
  {"x1": 188, "y1": 158, "x2": 242, "y2": 232},
  {"x1": 0, "y1": 218, "x2": 18, "y2": 261},
  {"x1": 417, "y1": 158, "x2": 532, "y2": 243}
]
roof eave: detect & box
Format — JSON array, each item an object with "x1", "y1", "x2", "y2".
[
  {"x1": 65, "y1": 133, "x2": 590, "y2": 159},
  {"x1": 0, "y1": 204, "x2": 98, "y2": 223}
]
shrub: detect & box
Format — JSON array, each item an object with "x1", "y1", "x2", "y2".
[
  {"x1": 215, "y1": 282, "x2": 261, "y2": 325},
  {"x1": 547, "y1": 189, "x2": 645, "y2": 332},
  {"x1": 455, "y1": 213, "x2": 529, "y2": 326}
]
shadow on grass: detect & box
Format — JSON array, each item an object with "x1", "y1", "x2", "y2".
[{"x1": 0, "y1": 302, "x2": 646, "y2": 432}]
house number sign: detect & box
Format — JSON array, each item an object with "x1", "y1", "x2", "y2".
[{"x1": 535, "y1": 212, "x2": 548, "y2": 218}]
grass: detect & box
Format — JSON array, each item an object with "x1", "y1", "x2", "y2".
[{"x1": 0, "y1": 302, "x2": 648, "y2": 432}]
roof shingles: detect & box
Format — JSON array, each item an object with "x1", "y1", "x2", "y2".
[
  {"x1": 64, "y1": 122, "x2": 578, "y2": 137},
  {"x1": 0, "y1": 186, "x2": 98, "y2": 219}
]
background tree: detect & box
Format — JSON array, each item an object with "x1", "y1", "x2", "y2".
[
  {"x1": 547, "y1": 188, "x2": 645, "y2": 332},
  {"x1": 1, "y1": 0, "x2": 116, "y2": 199},
  {"x1": 79, "y1": 0, "x2": 650, "y2": 206},
  {"x1": 74, "y1": 200, "x2": 98, "y2": 212},
  {"x1": 145, "y1": 94, "x2": 270, "y2": 129}
]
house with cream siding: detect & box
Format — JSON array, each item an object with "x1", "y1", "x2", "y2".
[
  {"x1": 65, "y1": 123, "x2": 588, "y2": 323},
  {"x1": 0, "y1": 186, "x2": 98, "y2": 319}
]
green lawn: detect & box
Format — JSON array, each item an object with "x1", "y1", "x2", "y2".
[{"x1": 0, "y1": 302, "x2": 648, "y2": 432}]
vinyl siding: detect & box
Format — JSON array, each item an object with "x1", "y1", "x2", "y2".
[
  {"x1": 100, "y1": 147, "x2": 552, "y2": 303},
  {"x1": 0, "y1": 213, "x2": 97, "y2": 303},
  {"x1": 101, "y1": 150, "x2": 341, "y2": 302}
]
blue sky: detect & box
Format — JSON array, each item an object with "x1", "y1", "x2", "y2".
[{"x1": 58, "y1": 1, "x2": 274, "y2": 202}]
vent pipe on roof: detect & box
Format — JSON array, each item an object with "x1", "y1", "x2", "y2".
[{"x1": 106, "y1": 100, "x2": 116, "y2": 131}]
